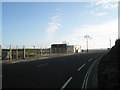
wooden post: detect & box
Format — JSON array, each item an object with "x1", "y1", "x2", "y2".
[
  {"x1": 9, "y1": 45, "x2": 12, "y2": 60},
  {"x1": 23, "y1": 46, "x2": 25, "y2": 59},
  {"x1": 16, "y1": 45, "x2": 18, "y2": 59}
]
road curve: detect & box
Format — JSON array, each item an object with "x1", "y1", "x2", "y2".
[{"x1": 2, "y1": 52, "x2": 107, "y2": 89}]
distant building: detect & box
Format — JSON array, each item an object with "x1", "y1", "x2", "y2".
[
  {"x1": 67, "y1": 45, "x2": 74, "y2": 53},
  {"x1": 67, "y1": 45, "x2": 81, "y2": 53},
  {"x1": 51, "y1": 44, "x2": 67, "y2": 54},
  {"x1": 74, "y1": 45, "x2": 81, "y2": 53}
]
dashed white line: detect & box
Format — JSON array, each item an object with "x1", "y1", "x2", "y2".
[
  {"x1": 78, "y1": 63, "x2": 86, "y2": 71},
  {"x1": 37, "y1": 63, "x2": 48, "y2": 67},
  {"x1": 88, "y1": 58, "x2": 93, "y2": 62},
  {"x1": 60, "y1": 77, "x2": 73, "y2": 90},
  {"x1": 12, "y1": 62, "x2": 16, "y2": 63}
]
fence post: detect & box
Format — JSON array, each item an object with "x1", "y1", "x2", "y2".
[
  {"x1": 9, "y1": 45, "x2": 12, "y2": 60},
  {"x1": 41, "y1": 48, "x2": 42, "y2": 55},
  {"x1": 23, "y1": 46, "x2": 25, "y2": 59},
  {"x1": 16, "y1": 45, "x2": 18, "y2": 59}
]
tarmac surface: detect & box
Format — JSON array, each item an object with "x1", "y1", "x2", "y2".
[{"x1": 2, "y1": 51, "x2": 107, "y2": 89}]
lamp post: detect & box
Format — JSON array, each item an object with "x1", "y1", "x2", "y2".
[
  {"x1": 84, "y1": 35, "x2": 91, "y2": 52},
  {"x1": 33, "y1": 46, "x2": 35, "y2": 49}
]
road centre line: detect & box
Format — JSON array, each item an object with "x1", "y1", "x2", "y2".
[
  {"x1": 60, "y1": 77, "x2": 73, "y2": 90},
  {"x1": 88, "y1": 58, "x2": 93, "y2": 62},
  {"x1": 82, "y1": 56, "x2": 102, "y2": 89},
  {"x1": 11, "y1": 62, "x2": 16, "y2": 64},
  {"x1": 82, "y1": 63, "x2": 93, "y2": 89},
  {"x1": 78, "y1": 63, "x2": 86, "y2": 71},
  {"x1": 37, "y1": 63, "x2": 48, "y2": 67}
]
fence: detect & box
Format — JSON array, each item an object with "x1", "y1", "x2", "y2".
[
  {"x1": 2, "y1": 45, "x2": 81, "y2": 60},
  {"x1": 2, "y1": 48, "x2": 51, "y2": 60}
]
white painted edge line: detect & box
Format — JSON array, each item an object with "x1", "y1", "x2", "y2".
[
  {"x1": 37, "y1": 63, "x2": 48, "y2": 67},
  {"x1": 78, "y1": 63, "x2": 86, "y2": 71},
  {"x1": 88, "y1": 58, "x2": 93, "y2": 62},
  {"x1": 82, "y1": 68, "x2": 89, "y2": 89},
  {"x1": 84, "y1": 63, "x2": 94, "y2": 89},
  {"x1": 82, "y1": 56, "x2": 102, "y2": 90},
  {"x1": 60, "y1": 77, "x2": 73, "y2": 90}
]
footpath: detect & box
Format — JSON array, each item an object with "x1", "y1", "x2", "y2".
[{"x1": 0, "y1": 53, "x2": 74, "y2": 64}]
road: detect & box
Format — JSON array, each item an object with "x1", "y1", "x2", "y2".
[{"x1": 2, "y1": 52, "x2": 107, "y2": 89}]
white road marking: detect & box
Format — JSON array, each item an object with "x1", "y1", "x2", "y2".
[
  {"x1": 60, "y1": 77, "x2": 72, "y2": 90},
  {"x1": 11, "y1": 62, "x2": 16, "y2": 64},
  {"x1": 82, "y1": 56, "x2": 102, "y2": 89},
  {"x1": 37, "y1": 63, "x2": 48, "y2": 67},
  {"x1": 78, "y1": 63, "x2": 86, "y2": 71},
  {"x1": 88, "y1": 58, "x2": 93, "y2": 62}
]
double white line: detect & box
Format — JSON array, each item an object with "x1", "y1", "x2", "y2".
[
  {"x1": 60, "y1": 57, "x2": 101, "y2": 90},
  {"x1": 82, "y1": 57, "x2": 102, "y2": 90}
]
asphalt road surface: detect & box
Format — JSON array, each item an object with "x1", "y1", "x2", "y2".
[{"x1": 2, "y1": 52, "x2": 107, "y2": 89}]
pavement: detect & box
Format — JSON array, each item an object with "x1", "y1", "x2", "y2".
[
  {"x1": 2, "y1": 52, "x2": 107, "y2": 89},
  {"x1": 0, "y1": 53, "x2": 74, "y2": 64}
]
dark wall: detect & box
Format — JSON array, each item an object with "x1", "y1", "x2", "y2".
[{"x1": 51, "y1": 44, "x2": 67, "y2": 53}]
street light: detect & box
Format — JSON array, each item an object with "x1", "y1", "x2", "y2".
[
  {"x1": 33, "y1": 46, "x2": 35, "y2": 49},
  {"x1": 84, "y1": 35, "x2": 91, "y2": 52}
]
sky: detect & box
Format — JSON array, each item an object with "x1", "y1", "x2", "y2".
[{"x1": 1, "y1": 0, "x2": 119, "y2": 49}]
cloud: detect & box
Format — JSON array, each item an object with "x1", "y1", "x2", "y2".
[
  {"x1": 45, "y1": 8, "x2": 63, "y2": 40},
  {"x1": 90, "y1": 0, "x2": 119, "y2": 9},
  {"x1": 90, "y1": 11, "x2": 107, "y2": 16},
  {"x1": 58, "y1": 19, "x2": 118, "y2": 49},
  {"x1": 95, "y1": 0, "x2": 119, "y2": 5},
  {"x1": 102, "y1": 2, "x2": 118, "y2": 9},
  {"x1": 45, "y1": 15, "x2": 61, "y2": 40},
  {"x1": 56, "y1": 9, "x2": 61, "y2": 11}
]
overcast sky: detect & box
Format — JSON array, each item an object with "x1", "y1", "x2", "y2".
[{"x1": 2, "y1": 0, "x2": 119, "y2": 49}]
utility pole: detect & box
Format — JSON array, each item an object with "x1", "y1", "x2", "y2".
[{"x1": 84, "y1": 35, "x2": 91, "y2": 52}]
